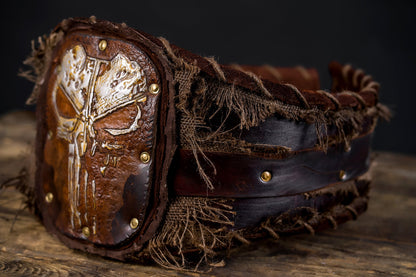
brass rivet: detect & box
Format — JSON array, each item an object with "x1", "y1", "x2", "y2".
[
  {"x1": 339, "y1": 170, "x2": 347, "y2": 181},
  {"x1": 47, "y1": 130, "x2": 53, "y2": 140},
  {"x1": 98, "y1": 40, "x2": 107, "y2": 51},
  {"x1": 82, "y1": 226, "x2": 90, "y2": 238},
  {"x1": 140, "y1": 152, "x2": 150, "y2": 164},
  {"x1": 130, "y1": 218, "x2": 139, "y2": 229},
  {"x1": 45, "y1": 192, "x2": 53, "y2": 203},
  {"x1": 260, "y1": 171, "x2": 272, "y2": 182},
  {"x1": 149, "y1": 83, "x2": 160, "y2": 95}
]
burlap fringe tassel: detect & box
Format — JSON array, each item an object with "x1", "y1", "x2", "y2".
[
  {"x1": 19, "y1": 31, "x2": 64, "y2": 105},
  {"x1": 147, "y1": 197, "x2": 237, "y2": 271}
]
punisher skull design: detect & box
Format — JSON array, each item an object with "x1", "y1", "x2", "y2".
[{"x1": 41, "y1": 34, "x2": 162, "y2": 247}]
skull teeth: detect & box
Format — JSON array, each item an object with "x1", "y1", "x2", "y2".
[{"x1": 100, "y1": 166, "x2": 106, "y2": 176}]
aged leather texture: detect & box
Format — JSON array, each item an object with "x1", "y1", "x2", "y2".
[
  {"x1": 173, "y1": 134, "x2": 371, "y2": 198},
  {"x1": 35, "y1": 19, "x2": 176, "y2": 260}
]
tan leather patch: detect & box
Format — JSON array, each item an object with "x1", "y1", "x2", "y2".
[{"x1": 40, "y1": 32, "x2": 160, "y2": 246}]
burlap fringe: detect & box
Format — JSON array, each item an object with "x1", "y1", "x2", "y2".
[
  {"x1": 19, "y1": 31, "x2": 64, "y2": 105},
  {"x1": 147, "y1": 197, "x2": 236, "y2": 271},
  {"x1": 0, "y1": 145, "x2": 37, "y2": 212}
]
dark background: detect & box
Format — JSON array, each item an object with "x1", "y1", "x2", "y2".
[{"x1": 2, "y1": 1, "x2": 415, "y2": 154}]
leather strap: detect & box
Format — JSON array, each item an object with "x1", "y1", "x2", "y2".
[
  {"x1": 232, "y1": 177, "x2": 369, "y2": 230},
  {"x1": 173, "y1": 134, "x2": 371, "y2": 198},
  {"x1": 234, "y1": 114, "x2": 374, "y2": 151}
]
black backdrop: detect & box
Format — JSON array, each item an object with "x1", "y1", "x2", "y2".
[{"x1": 2, "y1": 0, "x2": 415, "y2": 154}]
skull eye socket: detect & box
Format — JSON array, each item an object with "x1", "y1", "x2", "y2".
[
  {"x1": 94, "y1": 102, "x2": 140, "y2": 132},
  {"x1": 54, "y1": 86, "x2": 80, "y2": 119}
]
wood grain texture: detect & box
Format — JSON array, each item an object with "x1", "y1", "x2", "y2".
[{"x1": 0, "y1": 111, "x2": 415, "y2": 277}]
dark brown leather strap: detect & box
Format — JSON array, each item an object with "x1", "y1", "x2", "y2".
[
  {"x1": 173, "y1": 134, "x2": 371, "y2": 198},
  {"x1": 234, "y1": 115, "x2": 374, "y2": 151},
  {"x1": 231, "y1": 176, "x2": 369, "y2": 230}
]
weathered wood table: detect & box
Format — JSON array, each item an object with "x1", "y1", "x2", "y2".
[{"x1": 0, "y1": 112, "x2": 415, "y2": 276}]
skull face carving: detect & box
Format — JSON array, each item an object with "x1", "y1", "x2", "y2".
[
  {"x1": 95, "y1": 53, "x2": 146, "y2": 116},
  {"x1": 59, "y1": 45, "x2": 91, "y2": 111},
  {"x1": 41, "y1": 35, "x2": 161, "y2": 247}
]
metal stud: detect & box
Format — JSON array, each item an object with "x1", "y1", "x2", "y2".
[
  {"x1": 130, "y1": 218, "x2": 139, "y2": 229},
  {"x1": 47, "y1": 130, "x2": 53, "y2": 140},
  {"x1": 82, "y1": 226, "x2": 90, "y2": 238},
  {"x1": 140, "y1": 152, "x2": 150, "y2": 164},
  {"x1": 260, "y1": 170, "x2": 272, "y2": 182},
  {"x1": 149, "y1": 83, "x2": 160, "y2": 95},
  {"x1": 98, "y1": 40, "x2": 107, "y2": 51},
  {"x1": 339, "y1": 170, "x2": 347, "y2": 181},
  {"x1": 45, "y1": 192, "x2": 54, "y2": 203}
]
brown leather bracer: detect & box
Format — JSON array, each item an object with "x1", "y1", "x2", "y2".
[{"x1": 26, "y1": 17, "x2": 389, "y2": 267}]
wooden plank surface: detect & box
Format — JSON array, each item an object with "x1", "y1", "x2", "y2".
[{"x1": 0, "y1": 111, "x2": 415, "y2": 277}]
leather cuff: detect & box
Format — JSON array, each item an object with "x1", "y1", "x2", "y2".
[{"x1": 24, "y1": 17, "x2": 389, "y2": 269}]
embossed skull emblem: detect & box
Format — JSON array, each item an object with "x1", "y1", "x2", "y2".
[{"x1": 45, "y1": 41, "x2": 158, "y2": 245}]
